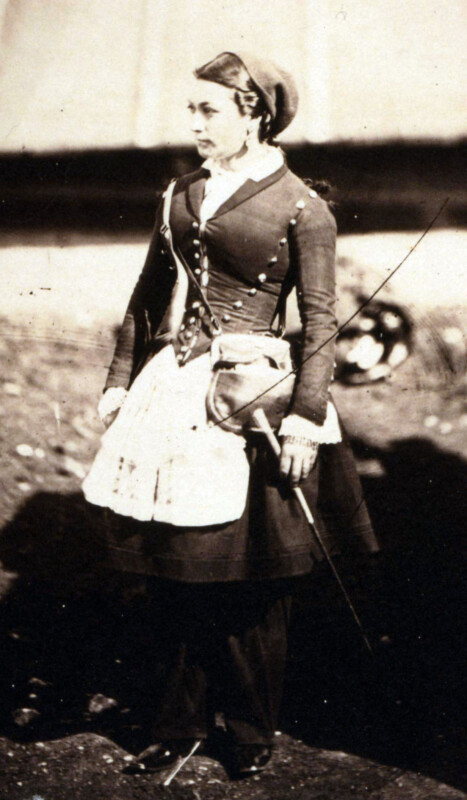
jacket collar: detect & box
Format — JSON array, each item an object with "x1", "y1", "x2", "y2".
[
  {"x1": 203, "y1": 146, "x2": 284, "y2": 182},
  {"x1": 186, "y1": 161, "x2": 288, "y2": 221}
]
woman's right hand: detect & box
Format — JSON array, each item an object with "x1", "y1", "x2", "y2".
[
  {"x1": 279, "y1": 436, "x2": 319, "y2": 488},
  {"x1": 102, "y1": 409, "x2": 120, "y2": 429},
  {"x1": 98, "y1": 387, "x2": 127, "y2": 428}
]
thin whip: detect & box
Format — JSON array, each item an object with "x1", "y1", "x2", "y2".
[{"x1": 212, "y1": 198, "x2": 450, "y2": 429}]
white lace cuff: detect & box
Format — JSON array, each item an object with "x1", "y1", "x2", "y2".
[
  {"x1": 98, "y1": 387, "x2": 128, "y2": 422},
  {"x1": 279, "y1": 402, "x2": 342, "y2": 444}
]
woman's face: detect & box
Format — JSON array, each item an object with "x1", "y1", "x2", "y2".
[{"x1": 187, "y1": 79, "x2": 251, "y2": 161}]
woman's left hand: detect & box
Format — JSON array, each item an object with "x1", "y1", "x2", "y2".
[{"x1": 279, "y1": 436, "x2": 319, "y2": 488}]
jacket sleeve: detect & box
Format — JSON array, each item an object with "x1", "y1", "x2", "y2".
[
  {"x1": 289, "y1": 197, "x2": 337, "y2": 425},
  {"x1": 104, "y1": 201, "x2": 174, "y2": 392}
]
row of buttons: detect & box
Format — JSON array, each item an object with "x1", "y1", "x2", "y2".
[
  {"x1": 177, "y1": 220, "x2": 209, "y2": 363},
  {"x1": 218, "y1": 195, "x2": 317, "y2": 323},
  {"x1": 177, "y1": 302, "x2": 201, "y2": 362},
  {"x1": 192, "y1": 221, "x2": 211, "y2": 289},
  {"x1": 176, "y1": 189, "x2": 318, "y2": 359}
]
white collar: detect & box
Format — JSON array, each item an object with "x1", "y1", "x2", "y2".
[{"x1": 203, "y1": 147, "x2": 284, "y2": 183}]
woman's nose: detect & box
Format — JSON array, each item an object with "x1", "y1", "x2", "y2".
[{"x1": 190, "y1": 112, "x2": 204, "y2": 134}]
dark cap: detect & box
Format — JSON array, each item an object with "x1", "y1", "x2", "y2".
[
  {"x1": 209, "y1": 51, "x2": 299, "y2": 136},
  {"x1": 234, "y1": 52, "x2": 298, "y2": 135}
]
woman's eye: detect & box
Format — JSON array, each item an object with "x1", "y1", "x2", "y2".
[
  {"x1": 186, "y1": 104, "x2": 218, "y2": 116},
  {"x1": 203, "y1": 106, "x2": 218, "y2": 116}
]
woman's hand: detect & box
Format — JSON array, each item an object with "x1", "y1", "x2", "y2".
[
  {"x1": 102, "y1": 409, "x2": 120, "y2": 429},
  {"x1": 279, "y1": 436, "x2": 319, "y2": 488},
  {"x1": 98, "y1": 387, "x2": 127, "y2": 429}
]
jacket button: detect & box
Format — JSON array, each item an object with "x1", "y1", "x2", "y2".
[
  {"x1": 233, "y1": 300, "x2": 243, "y2": 309},
  {"x1": 248, "y1": 288, "x2": 257, "y2": 296},
  {"x1": 279, "y1": 237, "x2": 287, "y2": 246},
  {"x1": 258, "y1": 273, "x2": 267, "y2": 283},
  {"x1": 192, "y1": 301, "x2": 201, "y2": 308},
  {"x1": 185, "y1": 331, "x2": 193, "y2": 339},
  {"x1": 290, "y1": 218, "x2": 297, "y2": 226},
  {"x1": 189, "y1": 317, "x2": 196, "y2": 324},
  {"x1": 222, "y1": 314, "x2": 231, "y2": 322},
  {"x1": 268, "y1": 256, "x2": 278, "y2": 266},
  {"x1": 194, "y1": 253, "x2": 200, "y2": 259},
  {"x1": 194, "y1": 268, "x2": 201, "y2": 275},
  {"x1": 296, "y1": 199, "x2": 305, "y2": 209},
  {"x1": 193, "y1": 239, "x2": 200, "y2": 246},
  {"x1": 309, "y1": 189, "x2": 318, "y2": 198},
  {"x1": 192, "y1": 222, "x2": 199, "y2": 229},
  {"x1": 180, "y1": 345, "x2": 188, "y2": 352},
  {"x1": 180, "y1": 324, "x2": 185, "y2": 331}
]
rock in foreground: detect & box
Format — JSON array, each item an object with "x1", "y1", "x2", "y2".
[{"x1": 0, "y1": 732, "x2": 465, "y2": 800}]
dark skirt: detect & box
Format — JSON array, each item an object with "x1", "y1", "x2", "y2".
[{"x1": 100, "y1": 427, "x2": 379, "y2": 583}]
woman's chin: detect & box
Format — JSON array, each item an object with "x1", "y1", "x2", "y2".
[{"x1": 196, "y1": 142, "x2": 214, "y2": 157}]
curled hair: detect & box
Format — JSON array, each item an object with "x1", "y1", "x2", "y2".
[
  {"x1": 194, "y1": 53, "x2": 275, "y2": 144},
  {"x1": 303, "y1": 177, "x2": 334, "y2": 201}
]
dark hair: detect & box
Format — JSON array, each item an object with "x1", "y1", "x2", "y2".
[{"x1": 194, "y1": 53, "x2": 275, "y2": 144}]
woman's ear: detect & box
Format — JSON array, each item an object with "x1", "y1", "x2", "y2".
[{"x1": 246, "y1": 115, "x2": 261, "y2": 141}]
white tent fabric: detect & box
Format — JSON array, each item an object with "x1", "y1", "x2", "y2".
[{"x1": 0, "y1": 0, "x2": 465, "y2": 153}]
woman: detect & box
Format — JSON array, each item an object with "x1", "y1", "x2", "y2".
[{"x1": 83, "y1": 51, "x2": 378, "y2": 778}]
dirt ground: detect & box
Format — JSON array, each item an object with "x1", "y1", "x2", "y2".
[{"x1": 0, "y1": 231, "x2": 466, "y2": 798}]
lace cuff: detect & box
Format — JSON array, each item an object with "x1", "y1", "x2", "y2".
[
  {"x1": 279, "y1": 402, "x2": 342, "y2": 444},
  {"x1": 280, "y1": 435, "x2": 319, "y2": 449},
  {"x1": 98, "y1": 387, "x2": 128, "y2": 422}
]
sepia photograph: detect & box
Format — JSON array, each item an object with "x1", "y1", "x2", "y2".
[{"x1": 0, "y1": 1, "x2": 466, "y2": 797}]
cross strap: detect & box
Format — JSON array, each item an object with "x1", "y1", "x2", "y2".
[
  {"x1": 161, "y1": 180, "x2": 222, "y2": 337},
  {"x1": 161, "y1": 179, "x2": 287, "y2": 340}
]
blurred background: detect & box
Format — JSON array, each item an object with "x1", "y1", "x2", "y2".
[
  {"x1": 0, "y1": 0, "x2": 465, "y2": 346},
  {"x1": 0, "y1": 0, "x2": 466, "y2": 794}
]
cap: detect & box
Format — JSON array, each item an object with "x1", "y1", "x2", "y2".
[{"x1": 201, "y1": 51, "x2": 299, "y2": 136}]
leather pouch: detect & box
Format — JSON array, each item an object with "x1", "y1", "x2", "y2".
[{"x1": 206, "y1": 333, "x2": 296, "y2": 433}]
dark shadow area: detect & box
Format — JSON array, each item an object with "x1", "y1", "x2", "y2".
[
  {"x1": 0, "y1": 434, "x2": 465, "y2": 790},
  {"x1": 284, "y1": 435, "x2": 467, "y2": 791},
  {"x1": 0, "y1": 141, "x2": 465, "y2": 236},
  {"x1": 0, "y1": 495, "x2": 164, "y2": 753}
]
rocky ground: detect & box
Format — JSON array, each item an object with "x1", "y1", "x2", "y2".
[
  {"x1": 0, "y1": 230, "x2": 466, "y2": 798},
  {"x1": 1, "y1": 732, "x2": 466, "y2": 800}
]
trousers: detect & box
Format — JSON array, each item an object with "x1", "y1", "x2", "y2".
[{"x1": 147, "y1": 579, "x2": 295, "y2": 745}]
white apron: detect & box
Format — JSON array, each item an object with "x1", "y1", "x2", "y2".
[{"x1": 82, "y1": 346, "x2": 250, "y2": 527}]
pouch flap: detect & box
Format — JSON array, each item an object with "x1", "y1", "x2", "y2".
[
  {"x1": 211, "y1": 333, "x2": 292, "y2": 370},
  {"x1": 206, "y1": 368, "x2": 296, "y2": 433}
]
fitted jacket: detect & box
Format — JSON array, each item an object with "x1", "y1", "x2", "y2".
[{"x1": 105, "y1": 162, "x2": 337, "y2": 426}]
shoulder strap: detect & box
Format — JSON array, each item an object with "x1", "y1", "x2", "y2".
[
  {"x1": 159, "y1": 180, "x2": 189, "y2": 339},
  {"x1": 162, "y1": 179, "x2": 177, "y2": 229},
  {"x1": 161, "y1": 180, "x2": 291, "y2": 340},
  {"x1": 160, "y1": 182, "x2": 222, "y2": 337}
]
